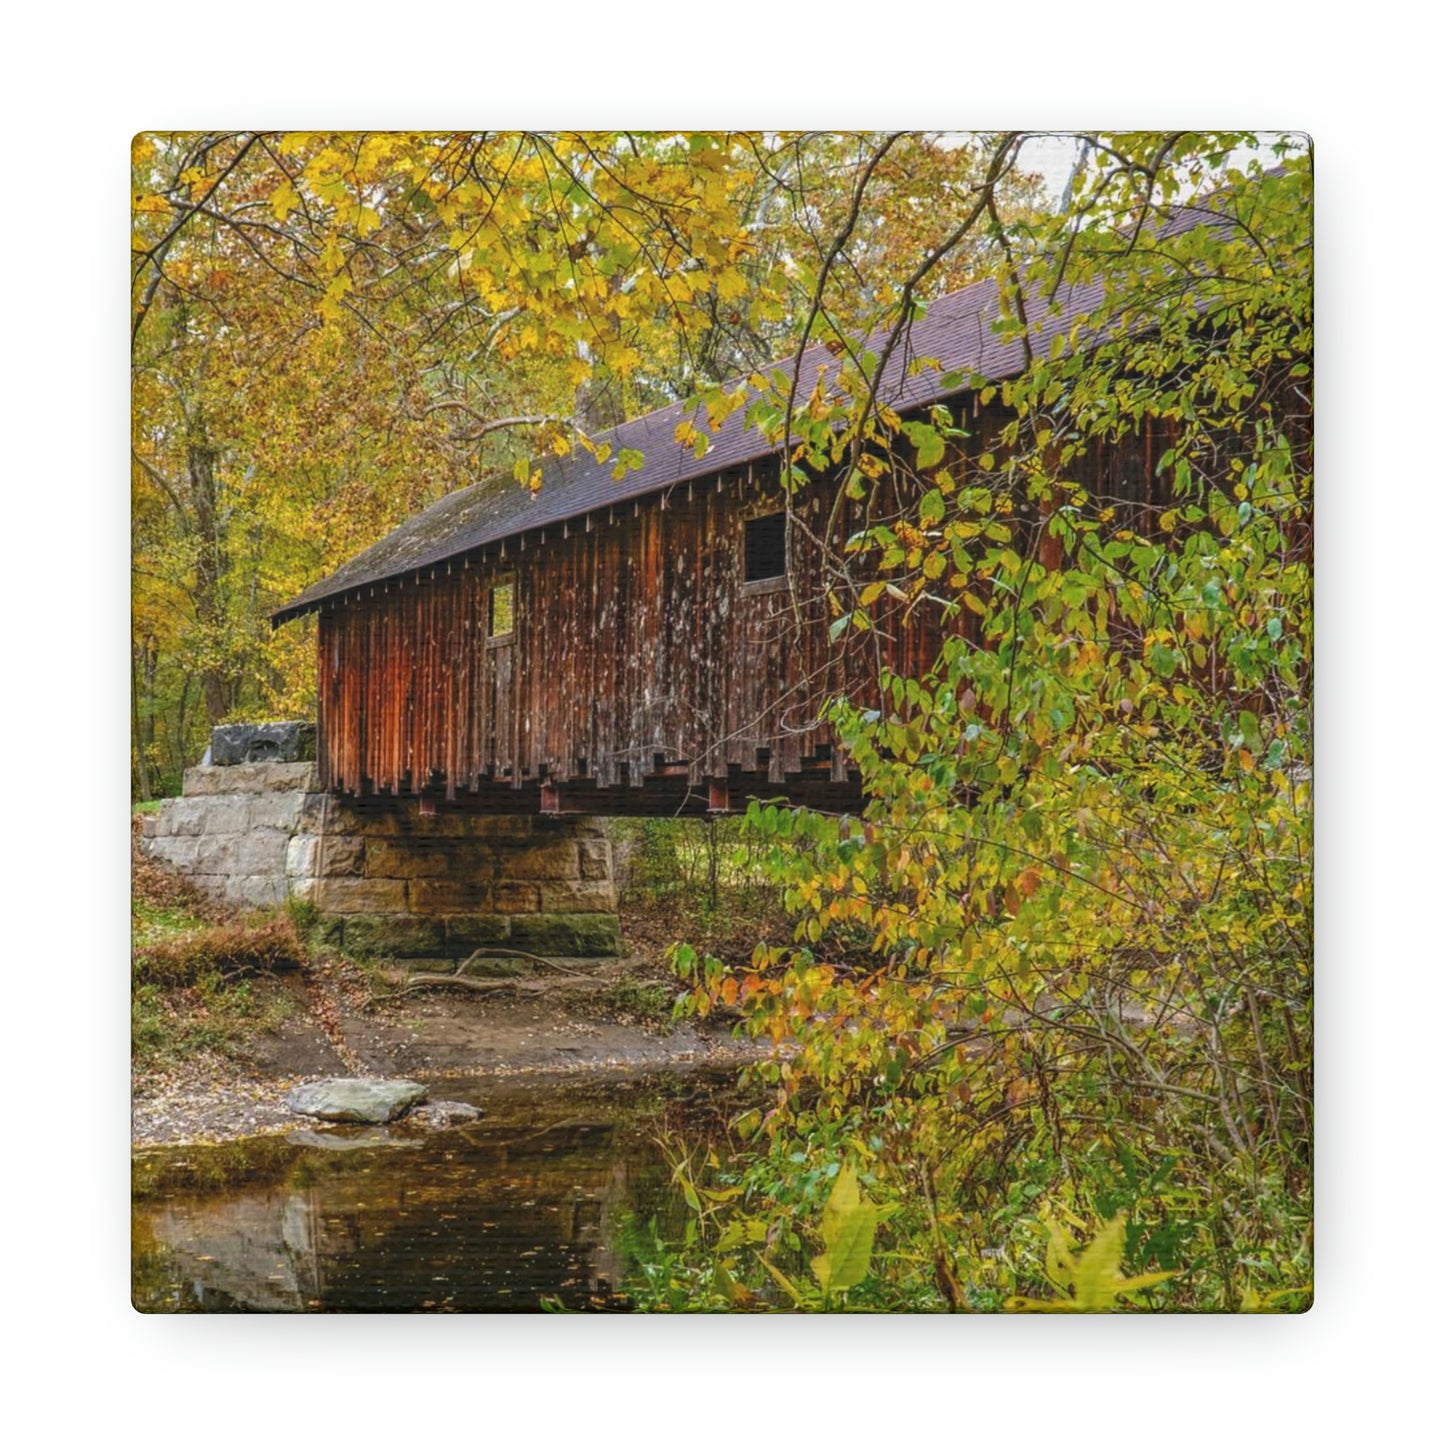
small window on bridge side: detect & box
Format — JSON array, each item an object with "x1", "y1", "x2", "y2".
[
  {"x1": 744, "y1": 511, "x2": 787, "y2": 582},
  {"x1": 488, "y1": 579, "x2": 514, "y2": 638}
]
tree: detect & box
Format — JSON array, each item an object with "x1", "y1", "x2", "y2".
[{"x1": 666, "y1": 133, "x2": 1313, "y2": 1312}]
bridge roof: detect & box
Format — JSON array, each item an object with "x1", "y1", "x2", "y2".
[{"x1": 273, "y1": 190, "x2": 1244, "y2": 626}]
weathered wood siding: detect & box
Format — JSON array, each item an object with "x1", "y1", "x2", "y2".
[
  {"x1": 313, "y1": 393, "x2": 1297, "y2": 810},
  {"x1": 316, "y1": 457, "x2": 947, "y2": 804}
]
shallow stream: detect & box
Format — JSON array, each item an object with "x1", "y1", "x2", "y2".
[{"x1": 132, "y1": 1069, "x2": 730, "y2": 1312}]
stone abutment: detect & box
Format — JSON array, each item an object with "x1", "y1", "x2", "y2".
[{"x1": 138, "y1": 758, "x2": 620, "y2": 957}]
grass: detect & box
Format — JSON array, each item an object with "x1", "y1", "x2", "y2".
[
  {"x1": 597, "y1": 978, "x2": 674, "y2": 1027},
  {"x1": 132, "y1": 825, "x2": 306, "y2": 1067},
  {"x1": 134, "y1": 915, "x2": 309, "y2": 987},
  {"x1": 132, "y1": 972, "x2": 298, "y2": 1066}
]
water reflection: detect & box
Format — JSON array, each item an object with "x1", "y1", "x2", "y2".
[{"x1": 133, "y1": 1074, "x2": 716, "y2": 1312}]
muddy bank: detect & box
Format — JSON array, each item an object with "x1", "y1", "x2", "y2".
[{"x1": 132, "y1": 963, "x2": 758, "y2": 1147}]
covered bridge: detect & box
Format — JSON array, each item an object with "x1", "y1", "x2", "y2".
[{"x1": 272, "y1": 268, "x2": 1154, "y2": 819}]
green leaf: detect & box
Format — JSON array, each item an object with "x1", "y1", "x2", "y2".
[
  {"x1": 1238, "y1": 709, "x2": 1265, "y2": 754},
  {"x1": 1012, "y1": 1212, "x2": 1175, "y2": 1312},
  {"x1": 810, "y1": 1164, "x2": 879, "y2": 1295},
  {"x1": 1069, "y1": 1214, "x2": 1131, "y2": 1311},
  {"x1": 1147, "y1": 644, "x2": 1179, "y2": 678},
  {"x1": 609, "y1": 447, "x2": 646, "y2": 479},
  {"x1": 916, "y1": 427, "x2": 946, "y2": 469}
]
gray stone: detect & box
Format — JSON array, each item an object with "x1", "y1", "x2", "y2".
[
  {"x1": 408, "y1": 879, "x2": 493, "y2": 911},
  {"x1": 288, "y1": 1127, "x2": 422, "y2": 1151},
  {"x1": 334, "y1": 806, "x2": 407, "y2": 837},
  {"x1": 142, "y1": 836, "x2": 201, "y2": 871},
  {"x1": 492, "y1": 882, "x2": 541, "y2": 913},
  {"x1": 308, "y1": 876, "x2": 409, "y2": 914},
  {"x1": 236, "y1": 828, "x2": 291, "y2": 874},
  {"x1": 475, "y1": 816, "x2": 537, "y2": 840},
  {"x1": 579, "y1": 839, "x2": 613, "y2": 880},
  {"x1": 136, "y1": 753, "x2": 622, "y2": 963},
  {"x1": 254, "y1": 760, "x2": 320, "y2": 793},
  {"x1": 285, "y1": 1078, "x2": 428, "y2": 1124},
  {"x1": 285, "y1": 834, "x2": 317, "y2": 881},
  {"x1": 443, "y1": 914, "x2": 512, "y2": 949},
  {"x1": 286, "y1": 833, "x2": 364, "y2": 881},
  {"x1": 183, "y1": 764, "x2": 238, "y2": 796},
  {"x1": 184, "y1": 761, "x2": 318, "y2": 796},
  {"x1": 538, "y1": 879, "x2": 618, "y2": 913},
  {"x1": 247, "y1": 793, "x2": 304, "y2": 832},
  {"x1": 503, "y1": 840, "x2": 581, "y2": 881},
  {"x1": 298, "y1": 792, "x2": 335, "y2": 832},
  {"x1": 210, "y1": 721, "x2": 316, "y2": 767},
  {"x1": 222, "y1": 875, "x2": 287, "y2": 909},
  {"x1": 154, "y1": 797, "x2": 208, "y2": 837},
  {"x1": 191, "y1": 826, "x2": 289, "y2": 877},
  {"x1": 197, "y1": 796, "x2": 255, "y2": 834},
  {"x1": 363, "y1": 839, "x2": 453, "y2": 879}
]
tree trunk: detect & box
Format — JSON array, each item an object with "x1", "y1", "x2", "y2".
[
  {"x1": 188, "y1": 440, "x2": 233, "y2": 724},
  {"x1": 131, "y1": 637, "x2": 154, "y2": 802}
]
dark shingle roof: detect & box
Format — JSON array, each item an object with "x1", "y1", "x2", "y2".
[
  {"x1": 278, "y1": 276, "x2": 1091, "y2": 624},
  {"x1": 276, "y1": 180, "x2": 1255, "y2": 625}
]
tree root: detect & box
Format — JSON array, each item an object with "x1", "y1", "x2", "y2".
[
  {"x1": 456, "y1": 947, "x2": 595, "y2": 978},
  {"x1": 393, "y1": 947, "x2": 600, "y2": 996},
  {"x1": 401, "y1": 973, "x2": 528, "y2": 995}
]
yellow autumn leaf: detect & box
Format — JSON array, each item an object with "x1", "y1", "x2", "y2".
[{"x1": 270, "y1": 179, "x2": 300, "y2": 221}]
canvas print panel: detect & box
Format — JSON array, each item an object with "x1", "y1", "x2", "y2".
[{"x1": 132, "y1": 131, "x2": 1313, "y2": 1312}]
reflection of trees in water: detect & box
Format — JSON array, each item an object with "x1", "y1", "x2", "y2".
[{"x1": 134, "y1": 1120, "x2": 667, "y2": 1312}]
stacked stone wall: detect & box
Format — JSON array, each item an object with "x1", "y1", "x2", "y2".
[{"x1": 138, "y1": 761, "x2": 620, "y2": 957}]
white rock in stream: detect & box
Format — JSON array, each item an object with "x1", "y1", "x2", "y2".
[
  {"x1": 408, "y1": 1100, "x2": 484, "y2": 1129},
  {"x1": 285, "y1": 1078, "x2": 428, "y2": 1124}
]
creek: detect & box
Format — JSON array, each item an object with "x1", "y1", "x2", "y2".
[{"x1": 132, "y1": 1069, "x2": 733, "y2": 1312}]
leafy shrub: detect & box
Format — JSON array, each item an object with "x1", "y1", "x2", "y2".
[{"x1": 655, "y1": 141, "x2": 1313, "y2": 1313}]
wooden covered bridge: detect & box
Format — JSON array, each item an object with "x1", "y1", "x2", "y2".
[{"x1": 274, "y1": 271, "x2": 1152, "y2": 819}]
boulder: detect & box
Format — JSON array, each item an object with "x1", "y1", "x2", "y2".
[
  {"x1": 210, "y1": 721, "x2": 317, "y2": 767},
  {"x1": 285, "y1": 1078, "x2": 428, "y2": 1124}
]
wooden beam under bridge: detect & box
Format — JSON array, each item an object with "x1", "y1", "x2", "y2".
[{"x1": 333, "y1": 766, "x2": 864, "y2": 818}]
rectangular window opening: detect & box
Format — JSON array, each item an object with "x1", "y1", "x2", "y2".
[
  {"x1": 744, "y1": 511, "x2": 787, "y2": 582},
  {"x1": 488, "y1": 579, "x2": 515, "y2": 638}
]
